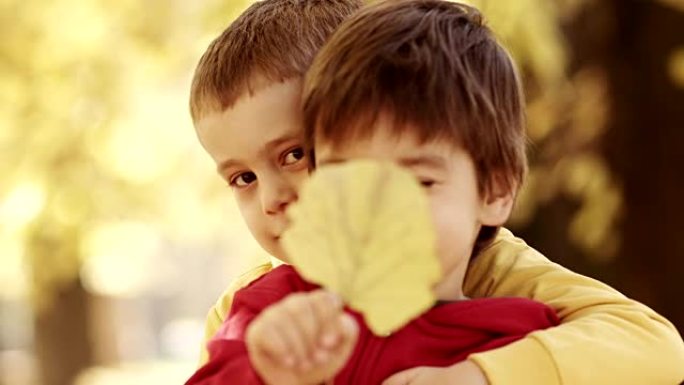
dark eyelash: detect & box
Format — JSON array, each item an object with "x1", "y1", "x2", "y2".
[
  {"x1": 229, "y1": 172, "x2": 255, "y2": 187},
  {"x1": 286, "y1": 147, "x2": 302, "y2": 156},
  {"x1": 281, "y1": 147, "x2": 305, "y2": 164}
]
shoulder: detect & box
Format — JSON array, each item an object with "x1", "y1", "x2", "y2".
[
  {"x1": 231, "y1": 264, "x2": 314, "y2": 312},
  {"x1": 480, "y1": 228, "x2": 542, "y2": 260},
  {"x1": 464, "y1": 228, "x2": 559, "y2": 295},
  {"x1": 469, "y1": 228, "x2": 549, "y2": 273},
  {"x1": 210, "y1": 262, "x2": 276, "y2": 323},
  {"x1": 478, "y1": 228, "x2": 553, "y2": 267},
  {"x1": 199, "y1": 262, "x2": 277, "y2": 365},
  {"x1": 240, "y1": 264, "x2": 305, "y2": 292},
  {"x1": 230, "y1": 262, "x2": 278, "y2": 293}
]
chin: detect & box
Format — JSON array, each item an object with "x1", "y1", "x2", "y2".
[{"x1": 266, "y1": 242, "x2": 289, "y2": 264}]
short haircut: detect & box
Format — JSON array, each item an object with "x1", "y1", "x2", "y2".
[
  {"x1": 190, "y1": 0, "x2": 362, "y2": 122},
  {"x1": 303, "y1": 0, "x2": 527, "y2": 196}
]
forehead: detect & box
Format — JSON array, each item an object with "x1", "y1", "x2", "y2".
[
  {"x1": 194, "y1": 78, "x2": 305, "y2": 163},
  {"x1": 195, "y1": 76, "x2": 303, "y2": 126},
  {"x1": 315, "y1": 119, "x2": 461, "y2": 162},
  {"x1": 314, "y1": 112, "x2": 457, "y2": 160}
]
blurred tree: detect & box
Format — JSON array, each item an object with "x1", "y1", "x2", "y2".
[
  {"x1": 492, "y1": 0, "x2": 684, "y2": 333},
  {"x1": 601, "y1": 0, "x2": 684, "y2": 330},
  {"x1": 462, "y1": 0, "x2": 684, "y2": 333},
  {"x1": 1, "y1": 0, "x2": 252, "y2": 384}
]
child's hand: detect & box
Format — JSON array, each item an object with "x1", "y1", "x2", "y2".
[
  {"x1": 381, "y1": 360, "x2": 489, "y2": 385},
  {"x1": 246, "y1": 289, "x2": 359, "y2": 385}
]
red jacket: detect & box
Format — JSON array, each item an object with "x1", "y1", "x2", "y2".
[{"x1": 186, "y1": 265, "x2": 559, "y2": 385}]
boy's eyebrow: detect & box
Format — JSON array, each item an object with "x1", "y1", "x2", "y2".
[
  {"x1": 217, "y1": 159, "x2": 239, "y2": 174},
  {"x1": 316, "y1": 158, "x2": 345, "y2": 166},
  {"x1": 318, "y1": 155, "x2": 447, "y2": 169},
  {"x1": 397, "y1": 155, "x2": 447, "y2": 170},
  {"x1": 217, "y1": 136, "x2": 300, "y2": 173}
]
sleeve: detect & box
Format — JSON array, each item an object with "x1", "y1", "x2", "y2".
[
  {"x1": 198, "y1": 263, "x2": 274, "y2": 366},
  {"x1": 189, "y1": 266, "x2": 297, "y2": 385},
  {"x1": 463, "y1": 228, "x2": 684, "y2": 385},
  {"x1": 186, "y1": 338, "x2": 264, "y2": 385}
]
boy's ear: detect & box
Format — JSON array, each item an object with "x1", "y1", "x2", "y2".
[{"x1": 479, "y1": 176, "x2": 516, "y2": 227}]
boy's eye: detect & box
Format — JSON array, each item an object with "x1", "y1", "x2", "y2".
[
  {"x1": 419, "y1": 179, "x2": 436, "y2": 188},
  {"x1": 283, "y1": 147, "x2": 305, "y2": 165},
  {"x1": 231, "y1": 172, "x2": 257, "y2": 188}
]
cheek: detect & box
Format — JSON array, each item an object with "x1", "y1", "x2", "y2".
[
  {"x1": 235, "y1": 194, "x2": 285, "y2": 258},
  {"x1": 235, "y1": 194, "x2": 267, "y2": 237},
  {"x1": 290, "y1": 166, "x2": 311, "y2": 193},
  {"x1": 428, "y1": 195, "x2": 478, "y2": 269},
  {"x1": 432, "y1": 211, "x2": 466, "y2": 253}
]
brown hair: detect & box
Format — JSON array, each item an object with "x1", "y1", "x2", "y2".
[
  {"x1": 303, "y1": 0, "x2": 527, "y2": 197},
  {"x1": 190, "y1": 0, "x2": 362, "y2": 122}
]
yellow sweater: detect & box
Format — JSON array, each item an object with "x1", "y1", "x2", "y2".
[{"x1": 198, "y1": 228, "x2": 684, "y2": 384}]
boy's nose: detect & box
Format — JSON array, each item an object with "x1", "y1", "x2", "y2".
[{"x1": 261, "y1": 180, "x2": 297, "y2": 216}]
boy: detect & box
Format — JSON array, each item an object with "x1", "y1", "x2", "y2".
[{"x1": 189, "y1": 0, "x2": 684, "y2": 384}]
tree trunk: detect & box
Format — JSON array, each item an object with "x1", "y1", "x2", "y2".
[
  {"x1": 34, "y1": 279, "x2": 93, "y2": 385},
  {"x1": 517, "y1": 0, "x2": 684, "y2": 334},
  {"x1": 603, "y1": 0, "x2": 684, "y2": 332}
]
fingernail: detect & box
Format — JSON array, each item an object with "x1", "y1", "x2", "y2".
[
  {"x1": 321, "y1": 332, "x2": 338, "y2": 347},
  {"x1": 341, "y1": 315, "x2": 357, "y2": 333},
  {"x1": 299, "y1": 360, "x2": 312, "y2": 371},
  {"x1": 327, "y1": 292, "x2": 342, "y2": 307},
  {"x1": 314, "y1": 349, "x2": 329, "y2": 363}
]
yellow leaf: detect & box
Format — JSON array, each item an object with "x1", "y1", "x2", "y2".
[{"x1": 282, "y1": 160, "x2": 441, "y2": 335}]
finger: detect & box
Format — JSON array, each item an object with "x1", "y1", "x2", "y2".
[
  {"x1": 321, "y1": 289, "x2": 343, "y2": 310},
  {"x1": 273, "y1": 306, "x2": 313, "y2": 369},
  {"x1": 312, "y1": 314, "x2": 358, "y2": 380},
  {"x1": 308, "y1": 290, "x2": 343, "y2": 323},
  {"x1": 318, "y1": 314, "x2": 345, "y2": 349},
  {"x1": 282, "y1": 294, "x2": 321, "y2": 368},
  {"x1": 309, "y1": 311, "x2": 353, "y2": 365},
  {"x1": 247, "y1": 317, "x2": 293, "y2": 367},
  {"x1": 334, "y1": 313, "x2": 359, "y2": 356},
  {"x1": 307, "y1": 290, "x2": 344, "y2": 349},
  {"x1": 340, "y1": 313, "x2": 358, "y2": 338}
]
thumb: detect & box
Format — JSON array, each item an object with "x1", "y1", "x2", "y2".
[
  {"x1": 381, "y1": 367, "x2": 423, "y2": 385},
  {"x1": 337, "y1": 313, "x2": 359, "y2": 352}
]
